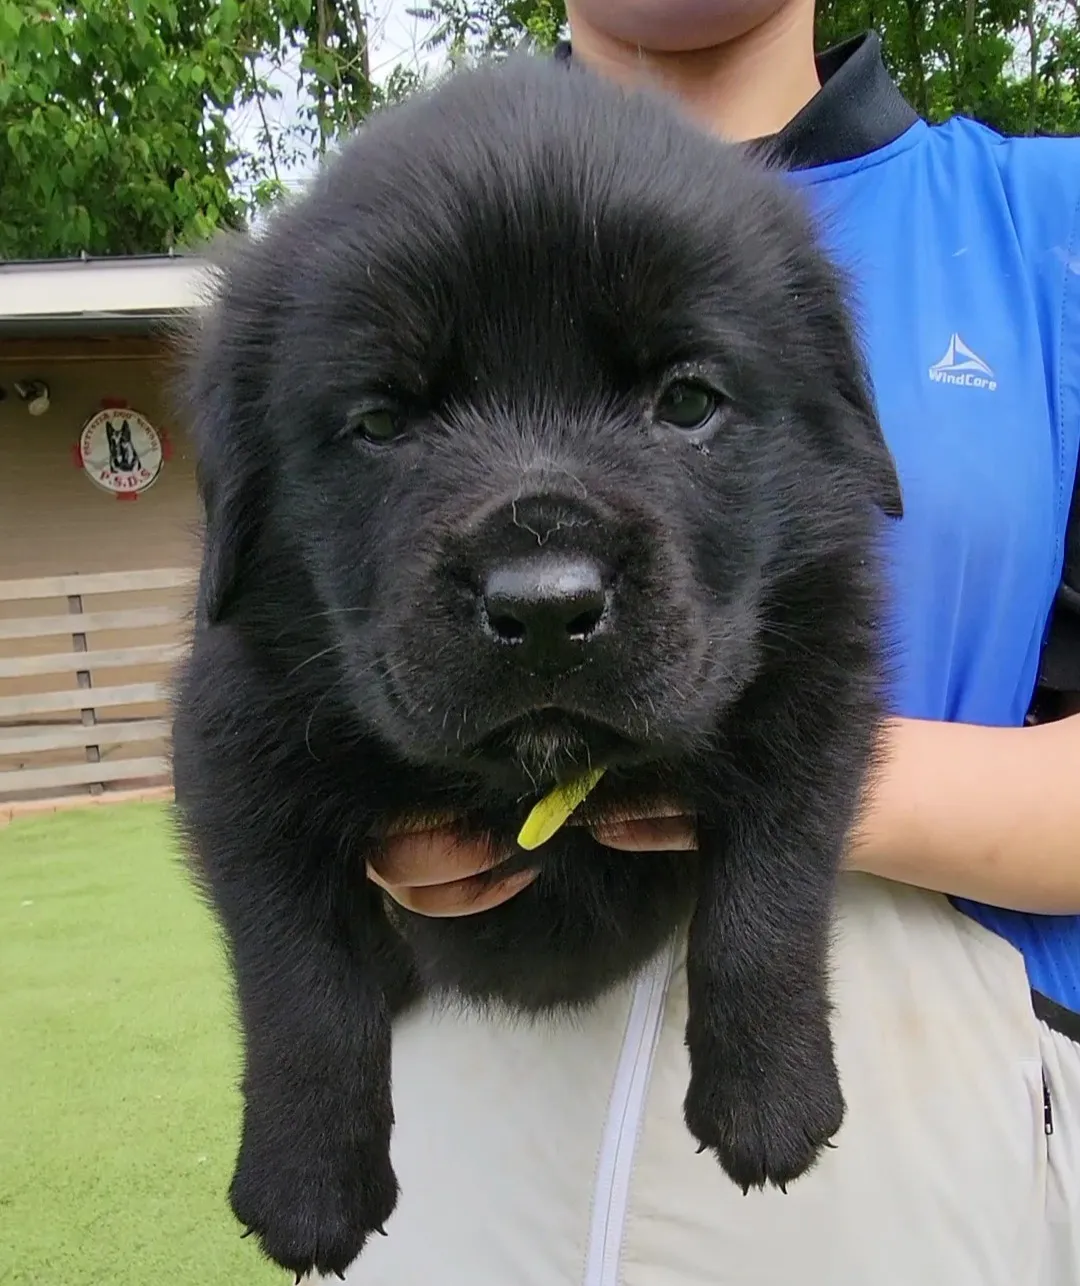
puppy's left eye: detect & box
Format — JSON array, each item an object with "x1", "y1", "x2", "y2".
[
  {"x1": 344, "y1": 405, "x2": 406, "y2": 445},
  {"x1": 654, "y1": 380, "x2": 722, "y2": 432}
]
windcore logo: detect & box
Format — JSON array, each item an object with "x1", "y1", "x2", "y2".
[{"x1": 928, "y1": 333, "x2": 997, "y2": 391}]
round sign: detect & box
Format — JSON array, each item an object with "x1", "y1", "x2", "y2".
[{"x1": 79, "y1": 408, "x2": 164, "y2": 495}]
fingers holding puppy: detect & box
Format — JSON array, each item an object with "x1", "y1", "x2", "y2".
[
  {"x1": 370, "y1": 809, "x2": 698, "y2": 917},
  {"x1": 368, "y1": 828, "x2": 537, "y2": 916},
  {"x1": 589, "y1": 807, "x2": 698, "y2": 852}
]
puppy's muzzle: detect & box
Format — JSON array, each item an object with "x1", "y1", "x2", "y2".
[
  {"x1": 450, "y1": 489, "x2": 623, "y2": 677},
  {"x1": 479, "y1": 554, "x2": 611, "y2": 673}
]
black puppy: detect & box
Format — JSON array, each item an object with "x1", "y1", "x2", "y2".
[{"x1": 173, "y1": 53, "x2": 902, "y2": 1282}]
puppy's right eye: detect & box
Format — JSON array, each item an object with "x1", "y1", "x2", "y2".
[
  {"x1": 654, "y1": 380, "x2": 720, "y2": 431},
  {"x1": 344, "y1": 405, "x2": 406, "y2": 445}
]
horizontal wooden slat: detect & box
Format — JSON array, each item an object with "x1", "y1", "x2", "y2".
[
  {"x1": 0, "y1": 719, "x2": 170, "y2": 756},
  {"x1": 0, "y1": 756, "x2": 170, "y2": 794},
  {"x1": 0, "y1": 682, "x2": 168, "y2": 719},
  {"x1": 0, "y1": 606, "x2": 188, "y2": 641},
  {"x1": 0, "y1": 568, "x2": 196, "y2": 602},
  {"x1": 0, "y1": 642, "x2": 185, "y2": 679}
]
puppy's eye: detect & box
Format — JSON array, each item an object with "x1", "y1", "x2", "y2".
[
  {"x1": 344, "y1": 405, "x2": 406, "y2": 445},
  {"x1": 654, "y1": 380, "x2": 721, "y2": 432}
]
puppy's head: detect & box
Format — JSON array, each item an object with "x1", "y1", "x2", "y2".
[{"x1": 187, "y1": 56, "x2": 901, "y2": 795}]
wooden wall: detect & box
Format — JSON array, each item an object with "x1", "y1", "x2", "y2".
[{"x1": 0, "y1": 338, "x2": 200, "y2": 801}]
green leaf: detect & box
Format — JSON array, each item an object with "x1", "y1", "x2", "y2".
[
  {"x1": 12, "y1": 0, "x2": 1070, "y2": 260},
  {"x1": 73, "y1": 204, "x2": 91, "y2": 245}
]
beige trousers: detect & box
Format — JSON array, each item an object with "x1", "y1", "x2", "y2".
[{"x1": 322, "y1": 874, "x2": 1080, "y2": 1286}]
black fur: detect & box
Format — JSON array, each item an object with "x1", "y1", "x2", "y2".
[{"x1": 172, "y1": 54, "x2": 902, "y2": 1280}]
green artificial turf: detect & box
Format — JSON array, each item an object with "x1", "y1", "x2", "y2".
[{"x1": 0, "y1": 802, "x2": 281, "y2": 1285}]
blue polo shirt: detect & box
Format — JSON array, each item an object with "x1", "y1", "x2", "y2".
[
  {"x1": 561, "y1": 34, "x2": 1080, "y2": 1027},
  {"x1": 783, "y1": 35, "x2": 1080, "y2": 1025}
]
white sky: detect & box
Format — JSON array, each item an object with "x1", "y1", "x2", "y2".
[
  {"x1": 229, "y1": 0, "x2": 446, "y2": 196},
  {"x1": 369, "y1": 0, "x2": 442, "y2": 78}
]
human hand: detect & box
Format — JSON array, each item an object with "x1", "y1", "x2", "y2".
[
  {"x1": 368, "y1": 807, "x2": 698, "y2": 917},
  {"x1": 366, "y1": 719, "x2": 912, "y2": 917}
]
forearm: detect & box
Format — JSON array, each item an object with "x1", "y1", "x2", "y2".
[{"x1": 847, "y1": 713, "x2": 1080, "y2": 914}]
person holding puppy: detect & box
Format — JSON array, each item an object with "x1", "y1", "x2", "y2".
[{"x1": 356, "y1": 4, "x2": 1080, "y2": 1283}]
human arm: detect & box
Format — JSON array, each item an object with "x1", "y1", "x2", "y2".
[
  {"x1": 586, "y1": 709, "x2": 1080, "y2": 910},
  {"x1": 596, "y1": 713, "x2": 1080, "y2": 912},
  {"x1": 369, "y1": 711, "x2": 1080, "y2": 917},
  {"x1": 845, "y1": 712, "x2": 1080, "y2": 914}
]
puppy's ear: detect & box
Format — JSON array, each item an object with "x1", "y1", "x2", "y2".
[
  {"x1": 800, "y1": 254, "x2": 903, "y2": 520},
  {"x1": 178, "y1": 295, "x2": 270, "y2": 626},
  {"x1": 191, "y1": 388, "x2": 265, "y2": 626},
  {"x1": 834, "y1": 353, "x2": 904, "y2": 520}
]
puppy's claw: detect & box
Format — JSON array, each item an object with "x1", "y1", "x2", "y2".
[
  {"x1": 376, "y1": 1225, "x2": 388, "y2": 1236},
  {"x1": 239, "y1": 1227, "x2": 255, "y2": 1239},
  {"x1": 695, "y1": 1142, "x2": 707, "y2": 1155},
  {"x1": 777, "y1": 1181, "x2": 788, "y2": 1195},
  {"x1": 740, "y1": 1181, "x2": 751, "y2": 1196},
  {"x1": 335, "y1": 1273, "x2": 347, "y2": 1281}
]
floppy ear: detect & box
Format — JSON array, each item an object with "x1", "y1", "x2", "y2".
[
  {"x1": 834, "y1": 350, "x2": 904, "y2": 520},
  {"x1": 179, "y1": 301, "x2": 270, "y2": 627},
  {"x1": 800, "y1": 253, "x2": 904, "y2": 520},
  {"x1": 781, "y1": 198, "x2": 904, "y2": 520},
  {"x1": 191, "y1": 391, "x2": 265, "y2": 626}
]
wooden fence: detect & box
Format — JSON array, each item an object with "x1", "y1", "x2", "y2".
[{"x1": 0, "y1": 568, "x2": 196, "y2": 802}]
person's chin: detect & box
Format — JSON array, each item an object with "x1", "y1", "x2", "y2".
[{"x1": 576, "y1": 0, "x2": 783, "y2": 55}]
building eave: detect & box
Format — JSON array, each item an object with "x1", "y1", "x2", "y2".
[{"x1": 0, "y1": 255, "x2": 216, "y2": 337}]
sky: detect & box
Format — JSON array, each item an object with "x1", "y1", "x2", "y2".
[
  {"x1": 369, "y1": 0, "x2": 442, "y2": 78},
  {"x1": 229, "y1": 0, "x2": 447, "y2": 197}
]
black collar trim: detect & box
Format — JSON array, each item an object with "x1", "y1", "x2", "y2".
[{"x1": 553, "y1": 30, "x2": 919, "y2": 170}]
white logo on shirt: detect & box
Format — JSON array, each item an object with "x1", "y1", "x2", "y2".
[{"x1": 928, "y1": 333, "x2": 998, "y2": 391}]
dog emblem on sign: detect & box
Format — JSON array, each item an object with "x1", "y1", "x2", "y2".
[{"x1": 79, "y1": 408, "x2": 164, "y2": 495}]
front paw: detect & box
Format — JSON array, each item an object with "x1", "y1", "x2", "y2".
[
  {"x1": 230, "y1": 1132, "x2": 399, "y2": 1280},
  {"x1": 683, "y1": 1052, "x2": 844, "y2": 1193}
]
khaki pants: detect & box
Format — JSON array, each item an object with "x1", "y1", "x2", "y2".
[{"x1": 325, "y1": 875, "x2": 1080, "y2": 1286}]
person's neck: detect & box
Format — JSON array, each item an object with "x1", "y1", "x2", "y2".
[{"x1": 565, "y1": 5, "x2": 821, "y2": 141}]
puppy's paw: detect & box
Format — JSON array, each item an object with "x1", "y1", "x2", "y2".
[
  {"x1": 683, "y1": 1060, "x2": 844, "y2": 1194},
  {"x1": 230, "y1": 1135, "x2": 398, "y2": 1279}
]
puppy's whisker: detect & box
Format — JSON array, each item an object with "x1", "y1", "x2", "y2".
[
  {"x1": 285, "y1": 645, "x2": 339, "y2": 680},
  {"x1": 758, "y1": 622, "x2": 816, "y2": 658},
  {"x1": 270, "y1": 605, "x2": 374, "y2": 643},
  {"x1": 302, "y1": 675, "x2": 347, "y2": 762}
]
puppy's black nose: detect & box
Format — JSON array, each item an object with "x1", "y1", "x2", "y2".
[{"x1": 481, "y1": 555, "x2": 609, "y2": 668}]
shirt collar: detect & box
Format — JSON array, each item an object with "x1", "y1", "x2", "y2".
[{"x1": 553, "y1": 30, "x2": 919, "y2": 170}]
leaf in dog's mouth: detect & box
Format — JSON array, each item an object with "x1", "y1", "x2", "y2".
[{"x1": 516, "y1": 766, "x2": 607, "y2": 851}]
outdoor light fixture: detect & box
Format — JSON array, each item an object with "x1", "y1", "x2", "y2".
[{"x1": 13, "y1": 379, "x2": 50, "y2": 416}]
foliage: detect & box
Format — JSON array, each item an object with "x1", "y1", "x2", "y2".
[
  {"x1": 817, "y1": 0, "x2": 1080, "y2": 134},
  {"x1": 415, "y1": 0, "x2": 1078, "y2": 133},
  {"x1": 0, "y1": 0, "x2": 403, "y2": 258},
  {"x1": 0, "y1": 0, "x2": 1076, "y2": 259},
  {"x1": 407, "y1": 0, "x2": 566, "y2": 57}
]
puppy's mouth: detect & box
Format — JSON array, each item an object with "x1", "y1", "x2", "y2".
[{"x1": 467, "y1": 709, "x2": 644, "y2": 787}]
